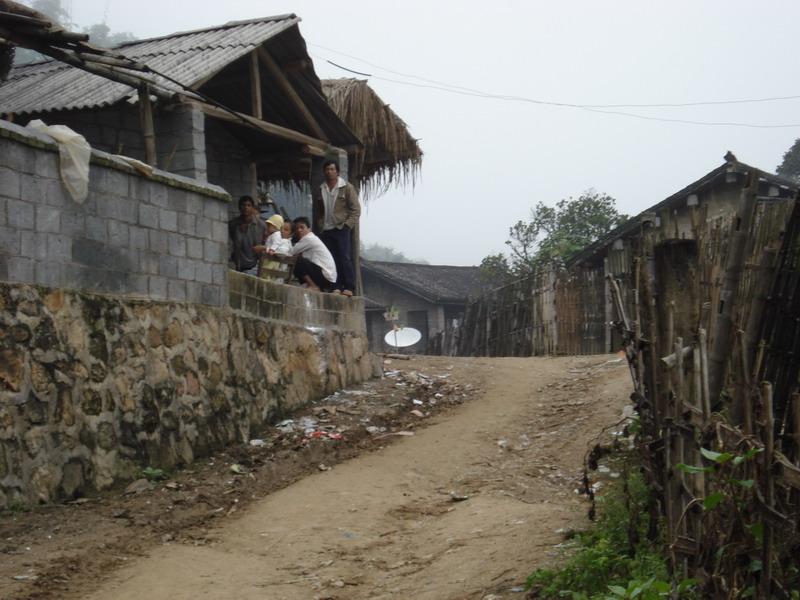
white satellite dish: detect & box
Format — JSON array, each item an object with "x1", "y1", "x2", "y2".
[{"x1": 384, "y1": 327, "x2": 422, "y2": 348}]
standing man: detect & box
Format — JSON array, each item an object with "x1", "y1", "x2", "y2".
[
  {"x1": 313, "y1": 160, "x2": 360, "y2": 296},
  {"x1": 228, "y1": 195, "x2": 265, "y2": 276}
]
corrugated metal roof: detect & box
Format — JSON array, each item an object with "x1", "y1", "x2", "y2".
[
  {"x1": 0, "y1": 15, "x2": 300, "y2": 116},
  {"x1": 362, "y1": 261, "x2": 486, "y2": 304}
]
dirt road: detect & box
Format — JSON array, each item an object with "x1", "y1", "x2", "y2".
[{"x1": 2, "y1": 355, "x2": 630, "y2": 599}]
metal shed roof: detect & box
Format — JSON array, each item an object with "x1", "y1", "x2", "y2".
[
  {"x1": 0, "y1": 15, "x2": 299, "y2": 115},
  {"x1": 362, "y1": 260, "x2": 487, "y2": 304}
]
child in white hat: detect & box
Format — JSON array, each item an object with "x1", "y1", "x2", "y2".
[{"x1": 255, "y1": 214, "x2": 292, "y2": 280}]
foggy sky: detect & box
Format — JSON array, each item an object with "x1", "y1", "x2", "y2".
[{"x1": 62, "y1": 0, "x2": 800, "y2": 265}]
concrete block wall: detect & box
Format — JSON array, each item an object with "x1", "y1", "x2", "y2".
[
  {"x1": 156, "y1": 104, "x2": 207, "y2": 182},
  {"x1": 27, "y1": 106, "x2": 146, "y2": 161},
  {"x1": 205, "y1": 119, "x2": 254, "y2": 215},
  {"x1": 0, "y1": 119, "x2": 231, "y2": 305}
]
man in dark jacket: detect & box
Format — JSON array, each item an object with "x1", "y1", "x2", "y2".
[
  {"x1": 228, "y1": 195, "x2": 265, "y2": 275},
  {"x1": 312, "y1": 160, "x2": 361, "y2": 296}
]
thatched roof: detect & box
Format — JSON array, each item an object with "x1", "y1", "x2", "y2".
[{"x1": 322, "y1": 78, "x2": 422, "y2": 199}]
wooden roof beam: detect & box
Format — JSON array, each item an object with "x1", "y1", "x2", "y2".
[
  {"x1": 256, "y1": 46, "x2": 328, "y2": 142},
  {"x1": 187, "y1": 99, "x2": 336, "y2": 156}
]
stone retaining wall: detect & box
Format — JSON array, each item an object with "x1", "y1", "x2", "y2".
[{"x1": 0, "y1": 282, "x2": 377, "y2": 507}]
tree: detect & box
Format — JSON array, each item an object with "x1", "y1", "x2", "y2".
[
  {"x1": 361, "y1": 242, "x2": 428, "y2": 264},
  {"x1": 478, "y1": 253, "x2": 513, "y2": 287},
  {"x1": 482, "y1": 189, "x2": 627, "y2": 279},
  {"x1": 13, "y1": 0, "x2": 136, "y2": 64},
  {"x1": 83, "y1": 23, "x2": 136, "y2": 48},
  {"x1": 776, "y1": 139, "x2": 800, "y2": 181}
]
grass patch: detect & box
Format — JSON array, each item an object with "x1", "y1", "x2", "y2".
[{"x1": 526, "y1": 450, "x2": 695, "y2": 599}]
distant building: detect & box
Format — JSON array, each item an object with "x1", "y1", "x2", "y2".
[{"x1": 361, "y1": 260, "x2": 485, "y2": 354}]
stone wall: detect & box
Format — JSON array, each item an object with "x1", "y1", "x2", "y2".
[
  {"x1": 0, "y1": 119, "x2": 230, "y2": 306},
  {"x1": 0, "y1": 282, "x2": 376, "y2": 507}
]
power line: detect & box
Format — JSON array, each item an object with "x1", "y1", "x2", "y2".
[
  {"x1": 311, "y1": 43, "x2": 800, "y2": 109},
  {"x1": 311, "y1": 44, "x2": 800, "y2": 128}
]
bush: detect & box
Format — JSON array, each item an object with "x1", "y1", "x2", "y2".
[{"x1": 526, "y1": 452, "x2": 694, "y2": 599}]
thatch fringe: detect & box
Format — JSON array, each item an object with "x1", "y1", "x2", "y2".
[{"x1": 322, "y1": 78, "x2": 422, "y2": 200}]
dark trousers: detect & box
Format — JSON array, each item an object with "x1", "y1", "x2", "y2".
[
  {"x1": 294, "y1": 256, "x2": 332, "y2": 291},
  {"x1": 320, "y1": 227, "x2": 355, "y2": 292}
]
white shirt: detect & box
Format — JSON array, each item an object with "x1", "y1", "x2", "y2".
[
  {"x1": 290, "y1": 231, "x2": 337, "y2": 283},
  {"x1": 321, "y1": 176, "x2": 346, "y2": 231},
  {"x1": 264, "y1": 231, "x2": 283, "y2": 252}
]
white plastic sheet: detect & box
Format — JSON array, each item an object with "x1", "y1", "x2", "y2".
[{"x1": 26, "y1": 119, "x2": 91, "y2": 204}]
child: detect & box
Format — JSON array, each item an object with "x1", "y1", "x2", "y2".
[{"x1": 255, "y1": 215, "x2": 291, "y2": 280}]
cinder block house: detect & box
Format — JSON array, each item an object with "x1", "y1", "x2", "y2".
[
  {"x1": 361, "y1": 260, "x2": 484, "y2": 354},
  {"x1": 0, "y1": 15, "x2": 362, "y2": 217}
]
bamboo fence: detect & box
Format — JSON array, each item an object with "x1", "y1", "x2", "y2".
[{"x1": 457, "y1": 170, "x2": 800, "y2": 595}]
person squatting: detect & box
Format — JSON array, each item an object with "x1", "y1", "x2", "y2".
[{"x1": 228, "y1": 160, "x2": 361, "y2": 295}]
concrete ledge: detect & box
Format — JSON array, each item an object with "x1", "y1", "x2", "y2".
[{"x1": 228, "y1": 271, "x2": 366, "y2": 335}]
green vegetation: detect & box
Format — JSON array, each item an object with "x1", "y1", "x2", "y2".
[
  {"x1": 526, "y1": 450, "x2": 694, "y2": 599},
  {"x1": 480, "y1": 190, "x2": 627, "y2": 284},
  {"x1": 141, "y1": 467, "x2": 168, "y2": 481},
  {"x1": 361, "y1": 241, "x2": 428, "y2": 264}
]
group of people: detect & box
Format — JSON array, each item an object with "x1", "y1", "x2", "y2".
[{"x1": 228, "y1": 160, "x2": 360, "y2": 296}]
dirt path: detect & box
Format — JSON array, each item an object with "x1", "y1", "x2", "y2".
[{"x1": 66, "y1": 355, "x2": 629, "y2": 600}]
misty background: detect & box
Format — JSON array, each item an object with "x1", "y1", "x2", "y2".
[{"x1": 20, "y1": 0, "x2": 800, "y2": 266}]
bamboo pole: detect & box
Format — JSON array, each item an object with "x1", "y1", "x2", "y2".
[
  {"x1": 698, "y1": 328, "x2": 711, "y2": 419},
  {"x1": 792, "y1": 393, "x2": 800, "y2": 464},
  {"x1": 761, "y1": 381, "x2": 774, "y2": 599},
  {"x1": 737, "y1": 330, "x2": 753, "y2": 435},
  {"x1": 708, "y1": 170, "x2": 759, "y2": 403},
  {"x1": 634, "y1": 256, "x2": 645, "y2": 393},
  {"x1": 138, "y1": 84, "x2": 156, "y2": 166}
]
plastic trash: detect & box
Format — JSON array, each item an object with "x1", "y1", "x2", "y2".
[
  {"x1": 26, "y1": 120, "x2": 91, "y2": 203},
  {"x1": 299, "y1": 416, "x2": 318, "y2": 434},
  {"x1": 249, "y1": 438, "x2": 266, "y2": 447},
  {"x1": 276, "y1": 419, "x2": 295, "y2": 433}
]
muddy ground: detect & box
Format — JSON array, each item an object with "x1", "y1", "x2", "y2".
[{"x1": 1, "y1": 354, "x2": 631, "y2": 600}]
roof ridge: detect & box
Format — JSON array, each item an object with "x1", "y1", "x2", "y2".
[
  {"x1": 115, "y1": 14, "x2": 299, "y2": 48},
  {"x1": 366, "y1": 260, "x2": 479, "y2": 269}
]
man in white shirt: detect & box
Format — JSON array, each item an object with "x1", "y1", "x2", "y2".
[{"x1": 288, "y1": 216, "x2": 337, "y2": 292}]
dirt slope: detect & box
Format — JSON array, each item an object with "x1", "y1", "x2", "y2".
[{"x1": 70, "y1": 355, "x2": 631, "y2": 600}]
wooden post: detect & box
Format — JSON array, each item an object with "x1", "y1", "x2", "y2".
[
  {"x1": 249, "y1": 162, "x2": 258, "y2": 201},
  {"x1": 666, "y1": 301, "x2": 675, "y2": 362},
  {"x1": 649, "y1": 297, "x2": 660, "y2": 424},
  {"x1": 761, "y1": 381, "x2": 774, "y2": 599},
  {"x1": 250, "y1": 50, "x2": 262, "y2": 120},
  {"x1": 693, "y1": 339, "x2": 702, "y2": 414},
  {"x1": 138, "y1": 84, "x2": 156, "y2": 166},
  {"x1": 792, "y1": 393, "x2": 800, "y2": 464},
  {"x1": 604, "y1": 257, "x2": 613, "y2": 353},
  {"x1": 634, "y1": 256, "x2": 645, "y2": 393},
  {"x1": 737, "y1": 330, "x2": 753, "y2": 435}
]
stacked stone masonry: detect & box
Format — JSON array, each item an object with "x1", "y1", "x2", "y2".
[
  {"x1": 0, "y1": 119, "x2": 230, "y2": 306},
  {"x1": 0, "y1": 283, "x2": 377, "y2": 507}
]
